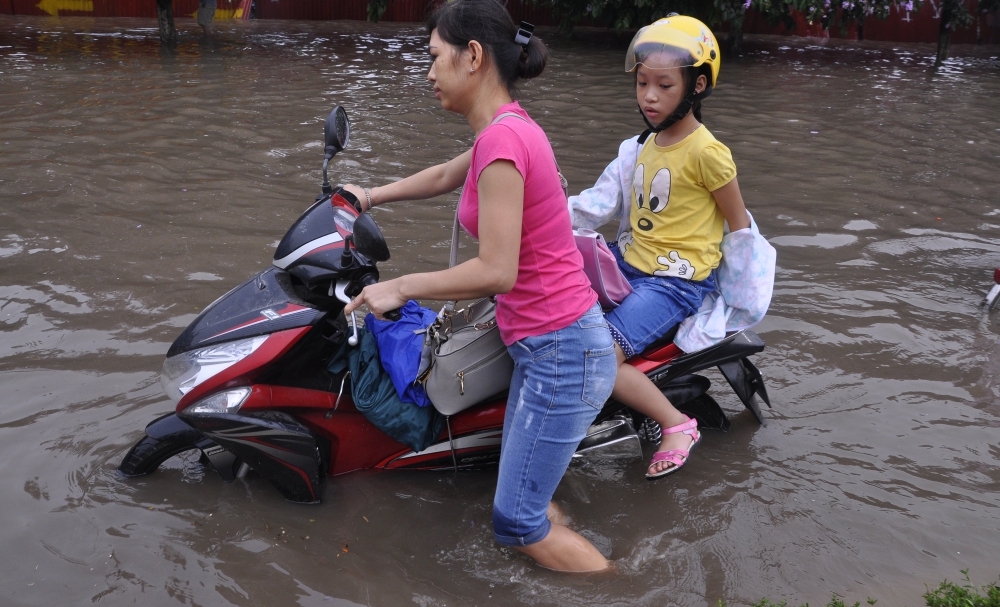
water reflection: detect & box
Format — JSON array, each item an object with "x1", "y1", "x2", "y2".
[{"x1": 1, "y1": 13, "x2": 1000, "y2": 607}]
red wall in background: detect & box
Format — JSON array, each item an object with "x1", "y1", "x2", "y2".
[
  {"x1": 7, "y1": 0, "x2": 240, "y2": 19},
  {"x1": 743, "y1": 0, "x2": 999, "y2": 45},
  {"x1": 251, "y1": 0, "x2": 366, "y2": 20},
  {"x1": 251, "y1": 0, "x2": 552, "y2": 25},
  {"x1": 1, "y1": 0, "x2": 996, "y2": 45}
]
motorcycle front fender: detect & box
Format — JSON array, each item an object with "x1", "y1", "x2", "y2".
[
  {"x1": 118, "y1": 413, "x2": 205, "y2": 477},
  {"x1": 179, "y1": 410, "x2": 326, "y2": 504}
]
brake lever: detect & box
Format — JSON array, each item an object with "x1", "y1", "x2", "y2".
[{"x1": 333, "y1": 279, "x2": 359, "y2": 346}]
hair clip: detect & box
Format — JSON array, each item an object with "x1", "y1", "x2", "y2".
[{"x1": 514, "y1": 21, "x2": 534, "y2": 47}]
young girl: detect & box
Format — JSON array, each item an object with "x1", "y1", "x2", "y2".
[
  {"x1": 345, "y1": 0, "x2": 615, "y2": 572},
  {"x1": 569, "y1": 16, "x2": 753, "y2": 480}
]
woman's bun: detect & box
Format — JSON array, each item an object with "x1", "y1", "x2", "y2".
[
  {"x1": 429, "y1": 0, "x2": 548, "y2": 93},
  {"x1": 517, "y1": 36, "x2": 547, "y2": 80}
]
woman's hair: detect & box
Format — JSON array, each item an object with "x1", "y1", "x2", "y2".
[{"x1": 427, "y1": 0, "x2": 548, "y2": 94}]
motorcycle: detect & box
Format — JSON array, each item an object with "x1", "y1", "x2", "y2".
[{"x1": 118, "y1": 107, "x2": 773, "y2": 504}]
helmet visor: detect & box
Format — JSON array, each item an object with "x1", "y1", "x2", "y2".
[{"x1": 625, "y1": 26, "x2": 705, "y2": 72}]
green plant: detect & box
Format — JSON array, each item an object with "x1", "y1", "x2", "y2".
[
  {"x1": 367, "y1": 0, "x2": 390, "y2": 22},
  {"x1": 532, "y1": 0, "x2": 716, "y2": 34},
  {"x1": 923, "y1": 570, "x2": 1000, "y2": 607}
]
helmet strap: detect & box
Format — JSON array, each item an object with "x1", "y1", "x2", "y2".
[{"x1": 640, "y1": 72, "x2": 713, "y2": 133}]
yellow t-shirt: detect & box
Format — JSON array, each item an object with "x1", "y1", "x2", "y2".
[{"x1": 620, "y1": 125, "x2": 736, "y2": 281}]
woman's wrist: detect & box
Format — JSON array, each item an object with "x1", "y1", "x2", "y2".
[
  {"x1": 394, "y1": 274, "x2": 414, "y2": 303},
  {"x1": 363, "y1": 187, "x2": 375, "y2": 211}
]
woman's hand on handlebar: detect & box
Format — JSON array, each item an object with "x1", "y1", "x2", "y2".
[
  {"x1": 344, "y1": 277, "x2": 406, "y2": 320},
  {"x1": 341, "y1": 184, "x2": 369, "y2": 212}
]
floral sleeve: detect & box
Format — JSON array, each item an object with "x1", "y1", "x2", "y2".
[{"x1": 566, "y1": 136, "x2": 641, "y2": 230}]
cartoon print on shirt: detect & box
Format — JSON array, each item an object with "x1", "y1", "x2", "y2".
[
  {"x1": 618, "y1": 229, "x2": 634, "y2": 253},
  {"x1": 630, "y1": 163, "x2": 675, "y2": 260},
  {"x1": 648, "y1": 168, "x2": 670, "y2": 213},
  {"x1": 632, "y1": 163, "x2": 645, "y2": 209},
  {"x1": 654, "y1": 251, "x2": 696, "y2": 279},
  {"x1": 633, "y1": 163, "x2": 656, "y2": 232},
  {"x1": 634, "y1": 166, "x2": 672, "y2": 234}
]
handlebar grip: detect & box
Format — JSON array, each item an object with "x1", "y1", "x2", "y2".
[
  {"x1": 383, "y1": 308, "x2": 402, "y2": 322},
  {"x1": 356, "y1": 272, "x2": 399, "y2": 320}
]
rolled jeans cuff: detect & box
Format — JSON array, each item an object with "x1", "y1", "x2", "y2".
[
  {"x1": 493, "y1": 518, "x2": 552, "y2": 547},
  {"x1": 607, "y1": 322, "x2": 634, "y2": 359}
]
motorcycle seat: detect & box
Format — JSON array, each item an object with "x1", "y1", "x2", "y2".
[{"x1": 640, "y1": 324, "x2": 679, "y2": 356}]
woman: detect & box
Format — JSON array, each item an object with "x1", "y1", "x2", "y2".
[{"x1": 343, "y1": 0, "x2": 616, "y2": 572}]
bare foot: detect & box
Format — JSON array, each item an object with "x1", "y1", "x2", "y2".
[{"x1": 546, "y1": 501, "x2": 569, "y2": 526}]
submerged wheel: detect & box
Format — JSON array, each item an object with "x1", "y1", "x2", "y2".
[
  {"x1": 118, "y1": 434, "x2": 200, "y2": 477},
  {"x1": 118, "y1": 413, "x2": 205, "y2": 477}
]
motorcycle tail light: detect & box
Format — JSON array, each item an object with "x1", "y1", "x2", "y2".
[
  {"x1": 161, "y1": 335, "x2": 267, "y2": 404},
  {"x1": 994, "y1": 269, "x2": 1000, "y2": 285},
  {"x1": 183, "y1": 387, "x2": 252, "y2": 415}
]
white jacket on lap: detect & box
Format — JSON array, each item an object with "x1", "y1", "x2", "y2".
[{"x1": 567, "y1": 135, "x2": 776, "y2": 353}]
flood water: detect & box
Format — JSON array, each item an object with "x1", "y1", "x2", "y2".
[{"x1": 2, "y1": 14, "x2": 1000, "y2": 607}]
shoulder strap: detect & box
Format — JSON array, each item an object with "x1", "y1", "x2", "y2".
[
  {"x1": 453, "y1": 111, "x2": 571, "y2": 269},
  {"x1": 450, "y1": 207, "x2": 460, "y2": 269},
  {"x1": 491, "y1": 111, "x2": 528, "y2": 126},
  {"x1": 450, "y1": 116, "x2": 525, "y2": 269},
  {"x1": 488, "y1": 111, "x2": 569, "y2": 199}
]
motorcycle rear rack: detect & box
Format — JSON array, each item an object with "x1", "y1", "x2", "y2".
[{"x1": 646, "y1": 330, "x2": 772, "y2": 425}]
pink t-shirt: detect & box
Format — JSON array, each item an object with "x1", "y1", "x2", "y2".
[{"x1": 458, "y1": 102, "x2": 597, "y2": 345}]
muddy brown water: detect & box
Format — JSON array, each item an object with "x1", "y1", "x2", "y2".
[{"x1": 2, "y1": 14, "x2": 1000, "y2": 607}]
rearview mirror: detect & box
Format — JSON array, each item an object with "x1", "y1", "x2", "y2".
[
  {"x1": 324, "y1": 106, "x2": 350, "y2": 158},
  {"x1": 352, "y1": 213, "x2": 390, "y2": 263}
]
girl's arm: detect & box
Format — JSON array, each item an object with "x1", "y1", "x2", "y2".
[
  {"x1": 343, "y1": 150, "x2": 472, "y2": 211},
  {"x1": 712, "y1": 177, "x2": 751, "y2": 232},
  {"x1": 567, "y1": 155, "x2": 624, "y2": 230},
  {"x1": 567, "y1": 135, "x2": 640, "y2": 230},
  {"x1": 344, "y1": 159, "x2": 523, "y2": 316}
]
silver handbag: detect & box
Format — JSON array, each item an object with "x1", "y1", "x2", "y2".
[{"x1": 421, "y1": 210, "x2": 514, "y2": 416}]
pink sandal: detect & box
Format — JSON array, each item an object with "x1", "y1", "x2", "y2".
[{"x1": 646, "y1": 415, "x2": 701, "y2": 480}]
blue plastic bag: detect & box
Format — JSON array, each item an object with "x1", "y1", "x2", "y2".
[
  {"x1": 365, "y1": 300, "x2": 438, "y2": 408},
  {"x1": 327, "y1": 326, "x2": 444, "y2": 453}
]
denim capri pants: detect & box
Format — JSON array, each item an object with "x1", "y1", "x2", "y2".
[
  {"x1": 492, "y1": 303, "x2": 617, "y2": 546},
  {"x1": 603, "y1": 243, "x2": 717, "y2": 359}
]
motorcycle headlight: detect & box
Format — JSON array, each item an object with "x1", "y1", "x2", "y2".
[
  {"x1": 183, "y1": 387, "x2": 252, "y2": 415},
  {"x1": 161, "y1": 335, "x2": 268, "y2": 404}
]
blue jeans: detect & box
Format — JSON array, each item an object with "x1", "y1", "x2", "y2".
[
  {"x1": 604, "y1": 244, "x2": 716, "y2": 359},
  {"x1": 492, "y1": 303, "x2": 617, "y2": 546}
]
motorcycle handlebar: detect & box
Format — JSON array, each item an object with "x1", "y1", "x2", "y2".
[
  {"x1": 356, "y1": 273, "x2": 401, "y2": 321},
  {"x1": 383, "y1": 309, "x2": 402, "y2": 321}
]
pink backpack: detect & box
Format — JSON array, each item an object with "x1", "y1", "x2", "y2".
[{"x1": 574, "y1": 228, "x2": 633, "y2": 309}]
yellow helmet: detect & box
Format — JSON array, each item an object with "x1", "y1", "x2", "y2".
[{"x1": 625, "y1": 15, "x2": 720, "y2": 89}]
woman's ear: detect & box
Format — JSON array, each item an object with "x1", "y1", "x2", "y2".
[
  {"x1": 695, "y1": 74, "x2": 708, "y2": 94},
  {"x1": 467, "y1": 40, "x2": 484, "y2": 72}
]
